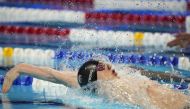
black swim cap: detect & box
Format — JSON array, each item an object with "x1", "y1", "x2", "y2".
[{"x1": 77, "y1": 60, "x2": 99, "y2": 87}]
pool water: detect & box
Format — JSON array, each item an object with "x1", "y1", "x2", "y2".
[{"x1": 1, "y1": 0, "x2": 190, "y2": 108}]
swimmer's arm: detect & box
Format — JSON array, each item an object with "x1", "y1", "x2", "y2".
[
  {"x1": 129, "y1": 66, "x2": 190, "y2": 83},
  {"x1": 2, "y1": 63, "x2": 79, "y2": 93},
  {"x1": 140, "y1": 70, "x2": 188, "y2": 82}
]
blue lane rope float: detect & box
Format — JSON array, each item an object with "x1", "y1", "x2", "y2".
[
  {"x1": 0, "y1": 47, "x2": 183, "y2": 70},
  {"x1": 55, "y1": 50, "x2": 179, "y2": 67}
]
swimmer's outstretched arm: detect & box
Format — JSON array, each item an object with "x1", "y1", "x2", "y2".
[
  {"x1": 2, "y1": 63, "x2": 79, "y2": 93},
  {"x1": 129, "y1": 66, "x2": 190, "y2": 83},
  {"x1": 141, "y1": 70, "x2": 190, "y2": 82}
]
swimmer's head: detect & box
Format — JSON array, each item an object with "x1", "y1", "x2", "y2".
[
  {"x1": 77, "y1": 59, "x2": 118, "y2": 87},
  {"x1": 78, "y1": 60, "x2": 98, "y2": 87}
]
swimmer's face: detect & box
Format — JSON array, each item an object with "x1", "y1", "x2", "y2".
[{"x1": 96, "y1": 62, "x2": 119, "y2": 80}]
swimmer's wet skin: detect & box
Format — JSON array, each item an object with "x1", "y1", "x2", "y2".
[{"x1": 2, "y1": 60, "x2": 190, "y2": 109}]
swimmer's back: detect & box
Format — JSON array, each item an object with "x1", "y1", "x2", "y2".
[
  {"x1": 96, "y1": 75, "x2": 155, "y2": 109},
  {"x1": 97, "y1": 67, "x2": 190, "y2": 109}
]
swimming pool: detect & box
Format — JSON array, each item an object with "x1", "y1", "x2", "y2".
[{"x1": 1, "y1": 0, "x2": 190, "y2": 109}]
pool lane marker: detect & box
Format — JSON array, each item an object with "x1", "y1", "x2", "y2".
[
  {"x1": 0, "y1": 25, "x2": 70, "y2": 37},
  {"x1": 0, "y1": 25, "x2": 175, "y2": 48},
  {"x1": 1, "y1": 47, "x2": 190, "y2": 86},
  {"x1": 0, "y1": 47, "x2": 190, "y2": 71},
  {"x1": 0, "y1": 6, "x2": 186, "y2": 28}
]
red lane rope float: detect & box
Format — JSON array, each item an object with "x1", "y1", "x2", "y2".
[
  {"x1": 0, "y1": 24, "x2": 176, "y2": 48},
  {"x1": 0, "y1": 25, "x2": 70, "y2": 44},
  {"x1": 85, "y1": 12, "x2": 186, "y2": 27},
  {"x1": 0, "y1": 25, "x2": 69, "y2": 37}
]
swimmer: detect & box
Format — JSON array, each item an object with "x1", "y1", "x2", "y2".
[{"x1": 2, "y1": 60, "x2": 190, "y2": 109}]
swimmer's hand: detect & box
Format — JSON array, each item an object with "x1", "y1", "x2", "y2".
[
  {"x1": 167, "y1": 33, "x2": 190, "y2": 48},
  {"x1": 2, "y1": 65, "x2": 20, "y2": 93}
]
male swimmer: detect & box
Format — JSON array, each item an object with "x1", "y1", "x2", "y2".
[{"x1": 2, "y1": 59, "x2": 190, "y2": 109}]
